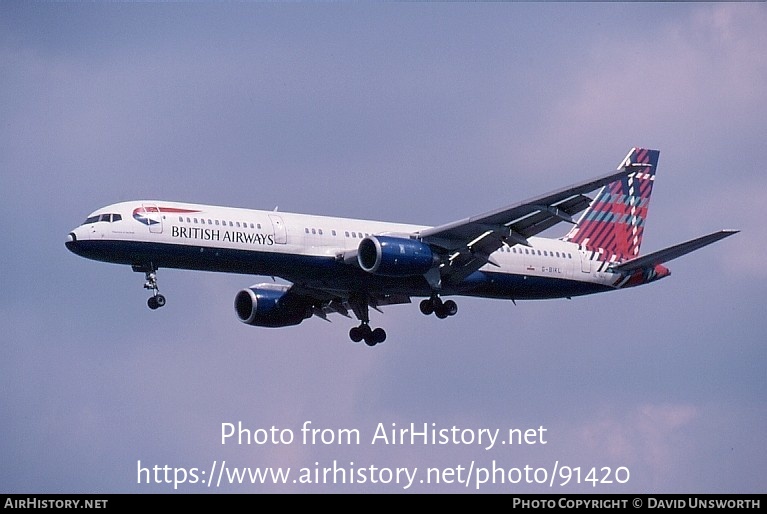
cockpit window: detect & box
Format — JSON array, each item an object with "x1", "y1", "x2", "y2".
[{"x1": 83, "y1": 213, "x2": 121, "y2": 225}]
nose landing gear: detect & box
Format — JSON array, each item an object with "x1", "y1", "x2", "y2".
[{"x1": 134, "y1": 264, "x2": 166, "y2": 310}]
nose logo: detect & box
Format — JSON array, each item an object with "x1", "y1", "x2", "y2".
[{"x1": 133, "y1": 207, "x2": 161, "y2": 226}]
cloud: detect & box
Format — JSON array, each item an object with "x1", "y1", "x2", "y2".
[
  {"x1": 510, "y1": 4, "x2": 767, "y2": 169},
  {"x1": 1, "y1": 2, "x2": 764, "y2": 494}
]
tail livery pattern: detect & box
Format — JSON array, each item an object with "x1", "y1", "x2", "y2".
[{"x1": 564, "y1": 147, "x2": 660, "y2": 263}]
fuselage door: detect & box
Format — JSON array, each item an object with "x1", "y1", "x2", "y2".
[
  {"x1": 269, "y1": 214, "x2": 287, "y2": 244},
  {"x1": 142, "y1": 204, "x2": 163, "y2": 234},
  {"x1": 579, "y1": 250, "x2": 592, "y2": 273}
]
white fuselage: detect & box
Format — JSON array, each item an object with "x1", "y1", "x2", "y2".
[{"x1": 67, "y1": 200, "x2": 623, "y2": 301}]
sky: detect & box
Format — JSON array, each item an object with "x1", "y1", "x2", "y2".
[{"x1": 1, "y1": 1, "x2": 765, "y2": 494}]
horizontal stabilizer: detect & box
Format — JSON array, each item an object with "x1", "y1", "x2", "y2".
[{"x1": 610, "y1": 230, "x2": 739, "y2": 272}]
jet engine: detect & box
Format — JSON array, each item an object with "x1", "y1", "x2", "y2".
[
  {"x1": 234, "y1": 283, "x2": 313, "y2": 328},
  {"x1": 357, "y1": 235, "x2": 437, "y2": 276}
]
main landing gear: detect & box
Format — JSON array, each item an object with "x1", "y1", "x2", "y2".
[
  {"x1": 419, "y1": 295, "x2": 458, "y2": 319},
  {"x1": 348, "y1": 293, "x2": 386, "y2": 346},
  {"x1": 349, "y1": 324, "x2": 386, "y2": 346},
  {"x1": 134, "y1": 264, "x2": 166, "y2": 310}
]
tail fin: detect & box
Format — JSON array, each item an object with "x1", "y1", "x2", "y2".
[{"x1": 563, "y1": 148, "x2": 660, "y2": 262}]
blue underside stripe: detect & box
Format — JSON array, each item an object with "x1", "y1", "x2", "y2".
[{"x1": 67, "y1": 239, "x2": 613, "y2": 300}]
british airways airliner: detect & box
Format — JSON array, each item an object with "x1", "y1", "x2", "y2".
[{"x1": 66, "y1": 148, "x2": 736, "y2": 346}]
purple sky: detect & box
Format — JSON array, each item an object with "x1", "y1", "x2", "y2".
[{"x1": 1, "y1": 2, "x2": 764, "y2": 493}]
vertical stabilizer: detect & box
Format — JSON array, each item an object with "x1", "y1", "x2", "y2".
[{"x1": 563, "y1": 148, "x2": 660, "y2": 262}]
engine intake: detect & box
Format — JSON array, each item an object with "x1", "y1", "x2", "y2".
[
  {"x1": 235, "y1": 283, "x2": 313, "y2": 328},
  {"x1": 357, "y1": 235, "x2": 436, "y2": 277}
]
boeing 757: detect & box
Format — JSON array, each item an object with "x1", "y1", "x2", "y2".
[{"x1": 66, "y1": 148, "x2": 737, "y2": 346}]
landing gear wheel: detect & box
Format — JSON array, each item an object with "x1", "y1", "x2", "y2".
[
  {"x1": 364, "y1": 327, "x2": 386, "y2": 346},
  {"x1": 349, "y1": 324, "x2": 386, "y2": 346},
  {"x1": 148, "y1": 294, "x2": 166, "y2": 310},
  {"x1": 422, "y1": 296, "x2": 458, "y2": 319},
  {"x1": 349, "y1": 326, "x2": 364, "y2": 343}
]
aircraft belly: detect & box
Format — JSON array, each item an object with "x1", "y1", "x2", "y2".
[
  {"x1": 68, "y1": 238, "x2": 434, "y2": 295},
  {"x1": 460, "y1": 270, "x2": 613, "y2": 300}
]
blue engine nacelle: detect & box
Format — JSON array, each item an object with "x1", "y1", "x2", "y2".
[
  {"x1": 234, "y1": 283, "x2": 313, "y2": 328},
  {"x1": 357, "y1": 235, "x2": 436, "y2": 277}
]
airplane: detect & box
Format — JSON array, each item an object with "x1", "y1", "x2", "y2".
[{"x1": 66, "y1": 148, "x2": 737, "y2": 346}]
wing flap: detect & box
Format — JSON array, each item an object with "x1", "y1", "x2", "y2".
[{"x1": 288, "y1": 282, "x2": 411, "y2": 321}]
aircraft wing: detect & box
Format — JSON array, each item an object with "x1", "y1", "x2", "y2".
[
  {"x1": 416, "y1": 168, "x2": 633, "y2": 283},
  {"x1": 610, "y1": 230, "x2": 739, "y2": 272}
]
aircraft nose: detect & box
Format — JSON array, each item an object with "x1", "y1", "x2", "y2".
[{"x1": 65, "y1": 231, "x2": 79, "y2": 253}]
